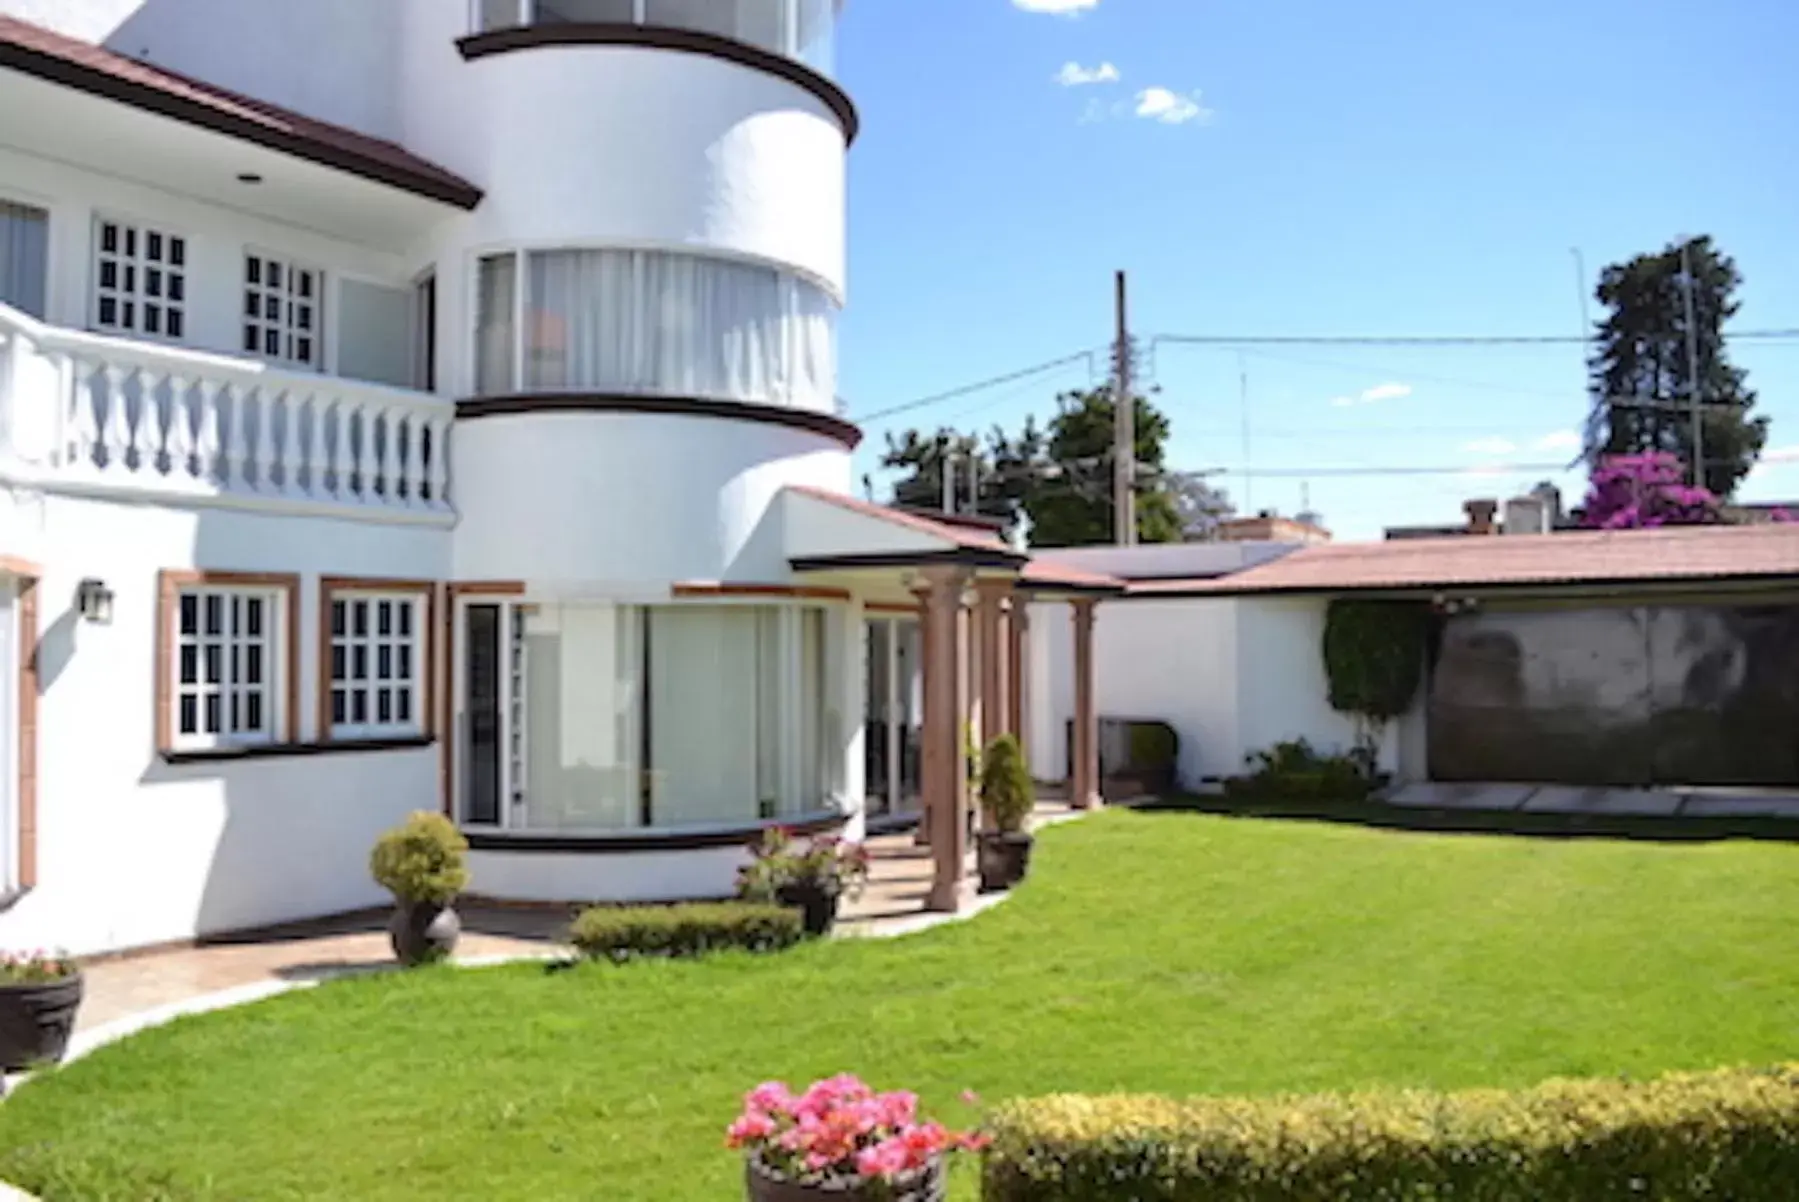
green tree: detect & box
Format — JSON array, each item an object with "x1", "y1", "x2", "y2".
[
  {"x1": 878, "y1": 422, "x2": 1044, "y2": 527},
  {"x1": 1024, "y1": 387, "x2": 1182, "y2": 547},
  {"x1": 1591, "y1": 236, "x2": 1767, "y2": 498}
]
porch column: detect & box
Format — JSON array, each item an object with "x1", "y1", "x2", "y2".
[
  {"x1": 912, "y1": 583, "x2": 934, "y2": 848},
  {"x1": 1009, "y1": 600, "x2": 1030, "y2": 756},
  {"x1": 1070, "y1": 597, "x2": 1101, "y2": 811},
  {"x1": 975, "y1": 580, "x2": 1011, "y2": 747},
  {"x1": 922, "y1": 565, "x2": 972, "y2": 912}
]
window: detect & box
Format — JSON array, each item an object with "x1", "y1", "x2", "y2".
[
  {"x1": 326, "y1": 586, "x2": 430, "y2": 740},
  {"x1": 0, "y1": 200, "x2": 48, "y2": 319},
  {"x1": 244, "y1": 253, "x2": 321, "y2": 368},
  {"x1": 470, "y1": 0, "x2": 837, "y2": 74},
  {"x1": 94, "y1": 218, "x2": 186, "y2": 339},
  {"x1": 474, "y1": 248, "x2": 838, "y2": 411},
  {"x1": 167, "y1": 581, "x2": 289, "y2": 750}
]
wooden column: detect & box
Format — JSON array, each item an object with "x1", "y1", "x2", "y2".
[
  {"x1": 923, "y1": 566, "x2": 971, "y2": 912},
  {"x1": 912, "y1": 583, "x2": 933, "y2": 847},
  {"x1": 1009, "y1": 599, "x2": 1030, "y2": 756},
  {"x1": 975, "y1": 580, "x2": 1010, "y2": 747},
  {"x1": 1070, "y1": 598, "x2": 1101, "y2": 810}
]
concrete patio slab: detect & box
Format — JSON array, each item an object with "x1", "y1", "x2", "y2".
[
  {"x1": 1523, "y1": 786, "x2": 1684, "y2": 816},
  {"x1": 1385, "y1": 782, "x2": 1535, "y2": 811},
  {"x1": 1680, "y1": 793, "x2": 1799, "y2": 819}
]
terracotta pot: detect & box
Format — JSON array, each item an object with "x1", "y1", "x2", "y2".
[
  {"x1": 389, "y1": 899, "x2": 461, "y2": 966},
  {"x1": 977, "y1": 831, "x2": 1035, "y2": 893},
  {"x1": 0, "y1": 973, "x2": 82, "y2": 1072},
  {"x1": 775, "y1": 881, "x2": 842, "y2": 937},
  {"x1": 745, "y1": 1153, "x2": 946, "y2": 1202}
]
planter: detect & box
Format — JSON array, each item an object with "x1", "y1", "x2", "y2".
[
  {"x1": 389, "y1": 899, "x2": 461, "y2": 966},
  {"x1": 746, "y1": 1153, "x2": 946, "y2": 1202},
  {"x1": 0, "y1": 973, "x2": 83, "y2": 1072},
  {"x1": 775, "y1": 881, "x2": 842, "y2": 937},
  {"x1": 977, "y1": 831, "x2": 1035, "y2": 893}
]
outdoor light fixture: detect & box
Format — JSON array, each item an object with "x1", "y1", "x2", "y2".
[{"x1": 75, "y1": 578, "x2": 115, "y2": 625}]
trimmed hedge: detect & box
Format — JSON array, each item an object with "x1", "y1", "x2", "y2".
[
  {"x1": 982, "y1": 1064, "x2": 1799, "y2": 1201},
  {"x1": 568, "y1": 902, "x2": 803, "y2": 963}
]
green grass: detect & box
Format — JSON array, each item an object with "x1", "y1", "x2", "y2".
[{"x1": 7, "y1": 810, "x2": 1799, "y2": 1200}]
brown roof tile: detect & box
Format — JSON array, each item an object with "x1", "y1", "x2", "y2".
[
  {"x1": 0, "y1": 16, "x2": 481, "y2": 209},
  {"x1": 786, "y1": 486, "x2": 1018, "y2": 556},
  {"x1": 1126, "y1": 524, "x2": 1799, "y2": 597}
]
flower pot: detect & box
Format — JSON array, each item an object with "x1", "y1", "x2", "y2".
[
  {"x1": 775, "y1": 881, "x2": 842, "y2": 937},
  {"x1": 745, "y1": 1153, "x2": 946, "y2": 1202},
  {"x1": 0, "y1": 973, "x2": 83, "y2": 1072},
  {"x1": 389, "y1": 899, "x2": 461, "y2": 966},
  {"x1": 977, "y1": 831, "x2": 1035, "y2": 893}
]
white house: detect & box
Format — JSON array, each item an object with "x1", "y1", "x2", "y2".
[{"x1": 0, "y1": 0, "x2": 1123, "y2": 959}]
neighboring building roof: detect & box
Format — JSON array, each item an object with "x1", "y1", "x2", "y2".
[
  {"x1": 0, "y1": 17, "x2": 482, "y2": 209},
  {"x1": 1215, "y1": 515, "x2": 1332, "y2": 544},
  {"x1": 1017, "y1": 557, "x2": 1126, "y2": 595},
  {"x1": 1127, "y1": 523, "x2": 1799, "y2": 598}
]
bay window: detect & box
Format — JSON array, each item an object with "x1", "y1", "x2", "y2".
[
  {"x1": 474, "y1": 248, "x2": 837, "y2": 413},
  {"x1": 472, "y1": 0, "x2": 838, "y2": 76},
  {"x1": 463, "y1": 600, "x2": 841, "y2": 833}
]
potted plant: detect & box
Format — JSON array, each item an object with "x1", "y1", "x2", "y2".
[
  {"x1": 0, "y1": 950, "x2": 81, "y2": 1073},
  {"x1": 727, "y1": 1074, "x2": 986, "y2": 1202},
  {"x1": 737, "y1": 827, "x2": 870, "y2": 937},
  {"x1": 369, "y1": 811, "x2": 470, "y2": 966},
  {"x1": 976, "y1": 734, "x2": 1036, "y2": 892}
]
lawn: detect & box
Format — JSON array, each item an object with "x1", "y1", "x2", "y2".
[{"x1": 6, "y1": 810, "x2": 1799, "y2": 1200}]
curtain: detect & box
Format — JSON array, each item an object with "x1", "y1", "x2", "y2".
[
  {"x1": 528, "y1": 249, "x2": 636, "y2": 391},
  {"x1": 791, "y1": 278, "x2": 837, "y2": 412},
  {"x1": 0, "y1": 201, "x2": 48, "y2": 320},
  {"x1": 522, "y1": 604, "x2": 641, "y2": 831},
  {"x1": 650, "y1": 607, "x2": 765, "y2": 826},
  {"x1": 475, "y1": 255, "x2": 516, "y2": 395}
]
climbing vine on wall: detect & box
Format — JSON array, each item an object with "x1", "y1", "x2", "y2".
[{"x1": 1321, "y1": 599, "x2": 1430, "y2": 723}]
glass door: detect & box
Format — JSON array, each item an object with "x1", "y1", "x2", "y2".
[{"x1": 863, "y1": 616, "x2": 923, "y2": 825}]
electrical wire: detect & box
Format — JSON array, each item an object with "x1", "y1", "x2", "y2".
[
  {"x1": 1153, "y1": 329, "x2": 1799, "y2": 348},
  {"x1": 849, "y1": 350, "x2": 1100, "y2": 424}
]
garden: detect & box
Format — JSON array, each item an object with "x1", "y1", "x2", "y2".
[{"x1": 5, "y1": 804, "x2": 1799, "y2": 1198}]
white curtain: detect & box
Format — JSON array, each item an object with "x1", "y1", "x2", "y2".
[
  {"x1": 475, "y1": 255, "x2": 516, "y2": 395},
  {"x1": 0, "y1": 201, "x2": 48, "y2": 320},
  {"x1": 791, "y1": 279, "x2": 838, "y2": 412},
  {"x1": 522, "y1": 604, "x2": 641, "y2": 831},
  {"x1": 650, "y1": 607, "x2": 766, "y2": 826},
  {"x1": 528, "y1": 249, "x2": 636, "y2": 391}
]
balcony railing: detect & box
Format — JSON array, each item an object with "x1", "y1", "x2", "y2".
[{"x1": 0, "y1": 304, "x2": 454, "y2": 524}]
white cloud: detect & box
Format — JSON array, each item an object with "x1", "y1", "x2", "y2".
[
  {"x1": 1463, "y1": 437, "x2": 1518, "y2": 456},
  {"x1": 1056, "y1": 61, "x2": 1120, "y2": 86},
  {"x1": 1330, "y1": 382, "x2": 1413, "y2": 408},
  {"x1": 1761, "y1": 445, "x2": 1799, "y2": 464},
  {"x1": 1135, "y1": 87, "x2": 1213, "y2": 125},
  {"x1": 1534, "y1": 429, "x2": 1581, "y2": 453},
  {"x1": 1014, "y1": 0, "x2": 1099, "y2": 13}
]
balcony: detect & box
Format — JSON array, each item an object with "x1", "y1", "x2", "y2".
[
  {"x1": 0, "y1": 304, "x2": 454, "y2": 525},
  {"x1": 474, "y1": 0, "x2": 838, "y2": 78}
]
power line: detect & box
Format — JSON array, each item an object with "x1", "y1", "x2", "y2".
[
  {"x1": 1154, "y1": 328, "x2": 1799, "y2": 348},
  {"x1": 1196, "y1": 461, "x2": 1576, "y2": 479},
  {"x1": 850, "y1": 350, "x2": 1099, "y2": 424}
]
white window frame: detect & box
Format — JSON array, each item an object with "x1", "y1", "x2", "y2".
[
  {"x1": 466, "y1": 1, "x2": 820, "y2": 61},
  {"x1": 243, "y1": 249, "x2": 324, "y2": 371},
  {"x1": 327, "y1": 590, "x2": 426, "y2": 741},
  {"x1": 170, "y1": 584, "x2": 285, "y2": 752},
  {"x1": 92, "y1": 214, "x2": 188, "y2": 342}
]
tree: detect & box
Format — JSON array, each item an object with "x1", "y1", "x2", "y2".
[
  {"x1": 1164, "y1": 471, "x2": 1236, "y2": 542},
  {"x1": 1579, "y1": 452, "x2": 1721, "y2": 529},
  {"x1": 878, "y1": 422, "x2": 1043, "y2": 528},
  {"x1": 1024, "y1": 387, "x2": 1183, "y2": 547},
  {"x1": 1590, "y1": 235, "x2": 1767, "y2": 498}
]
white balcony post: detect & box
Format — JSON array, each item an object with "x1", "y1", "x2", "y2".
[
  {"x1": 196, "y1": 379, "x2": 224, "y2": 486},
  {"x1": 352, "y1": 400, "x2": 373, "y2": 503},
  {"x1": 251, "y1": 387, "x2": 276, "y2": 492},
  {"x1": 307, "y1": 394, "x2": 327, "y2": 501},
  {"x1": 71, "y1": 359, "x2": 102, "y2": 474},
  {"x1": 165, "y1": 374, "x2": 192, "y2": 480},
  {"x1": 101, "y1": 366, "x2": 132, "y2": 475},
  {"x1": 281, "y1": 392, "x2": 305, "y2": 498},
  {"x1": 428, "y1": 414, "x2": 450, "y2": 510},
  {"x1": 324, "y1": 397, "x2": 345, "y2": 500}
]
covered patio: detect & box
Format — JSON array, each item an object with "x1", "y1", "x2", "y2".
[{"x1": 780, "y1": 487, "x2": 1123, "y2": 911}]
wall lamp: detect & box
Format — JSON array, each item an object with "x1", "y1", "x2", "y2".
[{"x1": 76, "y1": 577, "x2": 115, "y2": 625}]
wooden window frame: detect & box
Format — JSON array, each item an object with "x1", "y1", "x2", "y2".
[
  {"x1": 441, "y1": 582, "x2": 525, "y2": 818},
  {"x1": 1, "y1": 557, "x2": 40, "y2": 892},
  {"x1": 319, "y1": 578, "x2": 436, "y2": 745},
  {"x1": 156, "y1": 570, "x2": 301, "y2": 754}
]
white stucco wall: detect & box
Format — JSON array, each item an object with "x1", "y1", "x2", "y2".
[
  {"x1": 0, "y1": 0, "x2": 402, "y2": 141},
  {"x1": 0, "y1": 491, "x2": 450, "y2": 956}
]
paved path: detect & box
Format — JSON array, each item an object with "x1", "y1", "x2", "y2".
[{"x1": 1384, "y1": 782, "x2": 1799, "y2": 819}]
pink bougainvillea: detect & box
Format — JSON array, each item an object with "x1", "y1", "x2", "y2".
[
  {"x1": 1580, "y1": 452, "x2": 1722, "y2": 529},
  {"x1": 726, "y1": 1073, "x2": 987, "y2": 1187}
]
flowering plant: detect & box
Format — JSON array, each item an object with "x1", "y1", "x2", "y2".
[
  {"x1": 0, "y1": 950, "x2": 77, "y2": 984},
  {"x1": 737, "y1": 827, "x2": 871, "y2": 902},
  {"x1": 726, "y1": 1074, "x2": 987, "y2": 1189}
]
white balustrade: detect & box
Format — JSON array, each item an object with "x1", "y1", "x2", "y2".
[{"x1": 0, "y1": 302, "x2": 454, "y2": 522}]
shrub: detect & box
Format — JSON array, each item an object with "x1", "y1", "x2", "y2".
[
  {"x1": 981, "y1": 1064, "x2": 1799, "y2": 1201},
  {"x1": 0, "y1": 951, "x2": 77, "y2": 984},
  {"x1": 1224, "y1": 739, "x2": 1372, "y2": 802},
  {"x1": 980, "y1": 734, "x2": 1035, "y2": 833},
  {"x1": 736, "y1": 827, "x2": 871, "y2": 903},
  {"x1": 369, "y1": 812, "x2": 469, "y2": 905},
  {"x1": 569, "y1": 902, "x2": 802, "y2": 963},
  {"x1": 1125, "y1": 722, "x2": 1179, "y2": 783}
]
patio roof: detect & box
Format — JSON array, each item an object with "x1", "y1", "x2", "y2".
[{"x1": 1126, "y1": 523, "x2": 1799, "y2": 598}]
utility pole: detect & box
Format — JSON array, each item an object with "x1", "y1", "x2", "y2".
[
  {"x1": 1680, "y1": 240, "x2": 1704, "y2": 490},
  {"x1": 1113, "y1": 270, "x2": 1136, "y2": 545},
  {"x1": 942, "y1": 450, "x2": 956, "y2": 515}
]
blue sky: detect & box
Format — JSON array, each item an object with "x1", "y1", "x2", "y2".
[{"x1": 836, "y1": 0, "x2": 1799, "y2": 540}]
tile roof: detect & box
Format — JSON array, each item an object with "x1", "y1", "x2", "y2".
[
  {"x1": 785, "y1": 486, "x2": 1018, "y2": 556},
  {"x1": 1126, "y1": 523, "x2": 1799, "y2": 597},
  {"x1": 1018, "y1": 557, "x2": 1127, "y2": 594},
  {"x1": 0, "y1": 17, "x2": 482, "y2": 209}
]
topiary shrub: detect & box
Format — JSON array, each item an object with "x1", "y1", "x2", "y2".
[
  {"x1": 568, "y1": 902, "x2": 803, "y2": 963},
  {"x1": 369, "y1": 811, "x2": 469, "y2": 905},
  {"x1": 1322, "y1": 599, "x2": 1430, "y2": 766},
  {"x1": 1224, "y1": 738, "x2": 1372, "y2": 802},
  {"x1": 982, "y1": 1063, "x2": 1799, "y2": 1201},
  {"x1": 980, "y1": 734, "x2": 1035, "y2": 833}
]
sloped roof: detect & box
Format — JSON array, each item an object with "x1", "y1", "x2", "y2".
[
  {"x1": 0, "y1": 17, "x2": 481, "y2": 208},
  {"x1": 785, "y1": 486, "x2": 1020, "y2": 565},
  {"x1": 1126, "y1": 524, "x2": 1799, "y2": 597}
]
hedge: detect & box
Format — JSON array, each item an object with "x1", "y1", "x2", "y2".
[
  {"x1": 982, "y1": 1064, "x2": 1799, "y2": 1201},
  {"x1": 568, "y1": 902, "x2": 802, "y2": 963}
]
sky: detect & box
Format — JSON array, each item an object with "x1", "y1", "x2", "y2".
[{"x1": 835, "y1": 0, "x2": 1799, "y2": 540}]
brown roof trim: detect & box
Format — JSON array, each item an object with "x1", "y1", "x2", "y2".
[
  {"x1": 785, "y1": 485, "x2": 1016, "y2": 555},
  {"x1": 457, "y1": 393, "x2": 863, "y2": 451},
  {"x1": 463, "y1": 810, "x2": 846, "y2": 853},
  {"x1": 791, "y1": 548, "x2": 1026, "y2": 573},
  {"x1": 1126, "y1": 572, "x2": 1799, "y2": 601},
  {"x1": 458, "y1": 23, "x2": 859, "y2": 146},
  {"x1": 0, "y1": 18, "x2": 482, "y2": 209},
  {"x1": 672, "y1": 582, "x2": 853, "y2": 602}
]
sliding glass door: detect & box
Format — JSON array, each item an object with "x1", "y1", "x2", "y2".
[{"x1": 863, "y1": 616, "x2": 921, "y2": 823}]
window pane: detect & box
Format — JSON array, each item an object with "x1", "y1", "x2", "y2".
[
  {"x1": 179, "y1": 593, "x2": 198, "y2": 635},
  {"x1": 179, "y1": 694, "x2": 198, "y2": 735},
  {"x1": 644, "y1": 0, "x2": 787, "y2": 56},
  {"x1": 649, "y1": 606, "x2": 768, "y2": 827},
  {"x1": 521, "y1": 604, "x2": 640, "y2": 831},
  {"x1": 0, "y1": 201, "x2": 52, "y2": 319},
  {"x1": 179, "y1": 644, "x2": 198, "y2": 686},
  {"x1": 535, "y1": 0, "x2": 633, "y2": 22},
  {"x1": 476, "y1": 0, "x2": 523, "y2": 31},
  {"x1": 476, "y1": 254, "x2": 517, "y2": 395}
]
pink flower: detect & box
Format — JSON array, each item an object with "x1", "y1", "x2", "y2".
[
  {"x1": 875, "y1": 1090, "x2": 918, "y2": 1127},
  {"x1": 745, "y1": 1081, "x2": 795, "y2": 1115},
  {"x1": 725, "y1": 1112, "x2": 777, "y2": 1148},
  {"x1": 855, "y1": 1136, "x2": 912, "y2": 1180}
]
